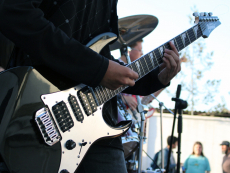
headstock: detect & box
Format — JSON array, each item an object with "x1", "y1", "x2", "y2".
[{"x1": 193, "y1": 12, "x2": 221, "y2": 38}]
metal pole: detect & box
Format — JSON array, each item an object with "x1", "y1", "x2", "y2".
[
  {"x1": 159, "y1": 102, "x2": 164, "y2": 169},
  {"x1": 150, "y1": 94, "x2": 174, "y2": 116},
  {"x1": 136, "y1": 95, "x2": 145, "y2": 173}
]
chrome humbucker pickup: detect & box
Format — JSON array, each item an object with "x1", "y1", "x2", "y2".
[{"x1": 35, "y1": 107, "x2": 61, "y2": 146}]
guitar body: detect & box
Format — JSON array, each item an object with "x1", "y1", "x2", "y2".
[
  {"x1": 0, "y1": 32, "x2": 132, "y2": 173},
  {"x1": 0, "y1": 67, "x2": 61, "y2": 173}
]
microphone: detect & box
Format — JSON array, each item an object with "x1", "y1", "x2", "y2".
[{"x1": 176, "y1": 84, "x2": 181, "y2": 99}]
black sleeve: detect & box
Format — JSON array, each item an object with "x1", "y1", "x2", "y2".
[{"x1": 0, "y1": 0, "x2": 108, "y2": 87}]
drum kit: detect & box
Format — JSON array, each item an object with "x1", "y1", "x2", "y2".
[{"x1": 110, "y1": 14, "x2": 159, "y2": 173}]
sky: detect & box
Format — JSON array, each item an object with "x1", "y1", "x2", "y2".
[{"x1": 111, "y1": 0, "x2": 230, "y2": 112}]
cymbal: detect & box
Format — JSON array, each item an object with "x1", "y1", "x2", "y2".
[{"x1": 110, "y1": 14, "x2": 158, "y2": 51}]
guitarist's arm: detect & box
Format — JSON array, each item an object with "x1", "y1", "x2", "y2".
[{"x1": 0, "y1": 0, "x2": 110, "y2": 88}]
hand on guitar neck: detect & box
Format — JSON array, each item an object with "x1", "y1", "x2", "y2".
[
  {"x1": 101, "y1": 41, "x2": 180, "y2": 90},
  {"x1": 100, "y1": 60, "x2": 139, "y2": 90},
  {"x1": 158, "y1": 41, "x2": 181, "y2": 86}
]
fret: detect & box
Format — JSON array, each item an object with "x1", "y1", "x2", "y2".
[
  {"x1": 153, "y1": 49, "x2": 160, "y2": 66},
  {"x1": 110, "y1": 90, "x2": 116, "y2": 99},
  {"x1": 94, "y1": 87, "x2": 103, "y2": 105},
  {"x1": 158, "y1": 46, "x2": 164, "y2": 57},
  {"x1": 185, "y1": 31, "x2": 191, "y2": 45},
  {"x1": 175, "y1": 36, "x2": 184, "y2": 51},
  {"x1": 139, "y1": 59, "x2": 145, "y2": 76},
  {"x1": 140, "y1": 57, "x2": 148, "y2": 75},
  {"x1": 96, "y1": 86, "x2": 106, "y2": 103},
  {"x1": 145, "y1": 55, "x2": 153, "y2": 71},
  {"x1": 187, "y1": 28, "x2": 196, "y2": 43},
  {"x1": 197, "y1": 24, "x2": 202, "y2": 38},
  {"x1": 172, "y1": 38, "x2": 180, "y2": 51},
  {"x1": 100, "y1": 86, "x2": 108, "y2": 101},
  {"x1": 148, "y1": 53, "x2": 155, "y2": 68},
  {"x1": 130, "y1": 62, "x2": 138, "y2": 77},
  {"x1": 115, "y1": 87, "x2": 123, "y2": 95},
  {"x1": 180, "y1": 34, "x2": 186, "y2": 48},
  {"x1": 192, "y1": 25, "x2": 199, "y2": 39},
  {"x1": 105, "y1": 88, "x2": 111, "y2": 100},
  {"x1": 134, "y1": 61, "x2": 142, "y2": 77}
]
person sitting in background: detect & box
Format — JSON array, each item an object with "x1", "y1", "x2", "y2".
[
  {"x1": 220, "y1": 141, "x2": 230, "y2": 173},
  {"x1": 183, "y1": 141, "x2": 210, "y2": 173},
  {"x1": 153, "y1": 136, "x2": 178, "y2": 173}
]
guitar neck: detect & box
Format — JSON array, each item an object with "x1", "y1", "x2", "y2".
[{"x1": 92, "y1": 23, "x2": 203, "y2": 105}]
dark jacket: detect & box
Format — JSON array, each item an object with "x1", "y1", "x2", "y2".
[{"x1": 0, "y1": 0, "x2": 166, "y2": 150}]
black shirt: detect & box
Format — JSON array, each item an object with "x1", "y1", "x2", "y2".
[{"x1": 0, "y1": 0, "x2": 166, "y2": 150}]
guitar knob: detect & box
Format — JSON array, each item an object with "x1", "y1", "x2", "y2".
[
  {"x1": 65, "y1": 140, "x2": 76, "y2": 150},
  {"x1": 60, "y1": 169, "x2": 69, "y2": 173}
]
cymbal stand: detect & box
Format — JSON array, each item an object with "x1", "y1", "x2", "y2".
[{"x1": 136, "y1": 96, "x2": 148, "y2": 173}]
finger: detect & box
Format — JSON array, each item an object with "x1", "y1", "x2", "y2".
[
  {"x1": 164, "y1": 49, "x2": 180, "y2": 64},
  {"x1": 125, "y1": 67, "x2": 139, "y2": 79},
  {"x1": 169, "y1": 41, "x2": 179, "y2": 56},
  {"x1": 119, "y1": 77, "x2": 136, "y2": 87},
  {"x1": 162, "y1": 57, "x2": 171, "y2": 70},
  {"x1": 163, "y1": 53, "x2": 177, "y2": 71},
  {"x1": 159, "y1": 62, "x2": 166, "y2": 71}
]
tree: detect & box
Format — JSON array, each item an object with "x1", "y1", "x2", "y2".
[{"x1": 175, "y1": 6, "x2": 221, "y2": 115}]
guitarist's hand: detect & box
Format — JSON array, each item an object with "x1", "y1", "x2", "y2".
[
  {"x1": 100, "y1": 60, "x2": 139, "y2": 90},
  {"x1": 158, "y1": 41, "x2": 181, "y2": 85}
]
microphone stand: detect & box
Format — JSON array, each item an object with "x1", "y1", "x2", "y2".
[
  {"x1": 166, "y1": 85, "x2": 187, "y2": 173},
  {"x1": 172, "y1": 96, "x2": 187, "y2": 173}
]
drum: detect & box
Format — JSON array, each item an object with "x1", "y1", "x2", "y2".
[{"x1": 117, "y1": 106, "x2": 139, "y2": 159}]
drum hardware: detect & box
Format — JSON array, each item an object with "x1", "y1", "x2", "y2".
[
  {"x1": 112, "y1": 15, "x2": 158, "y2": 173},
  {"x1": 110, "y1": 15, "x2": 158, "y2": 51}
]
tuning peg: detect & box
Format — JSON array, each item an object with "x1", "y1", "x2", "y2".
[
  {"x1": 193, "y1": 12, "x2": 199, "y2": 17},
  {"x1": 200, "y1": 12, "x2": 208, "y2": 16},
  {"x1": 208, "y1": 12, "x2": 213, "y2": 16}
]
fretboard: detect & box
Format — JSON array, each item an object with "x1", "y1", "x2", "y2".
[{"x1": 92, "y1": 23, "x2": 203, "y2": 105}]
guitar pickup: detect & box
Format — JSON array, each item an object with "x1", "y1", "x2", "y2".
[
  {"x1": 52, "y1": 101, "x2": 74, "y2": 132},
  {"x1": 68, "y1": 95, "x2": 84, "y2": 122},
  {"x1": 78, "y1": 91, "x2": 97, "y2": 116},
  {"x1": 35, "y1": 108, "x2": 61, "y2": 146}
]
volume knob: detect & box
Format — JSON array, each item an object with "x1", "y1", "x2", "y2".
[
  {"x1": 60, "y1": 169, "x2": 69, "y2": 173},
  {"x1": 65, "y1": 140, "x2": 76, "y2": 150}
]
